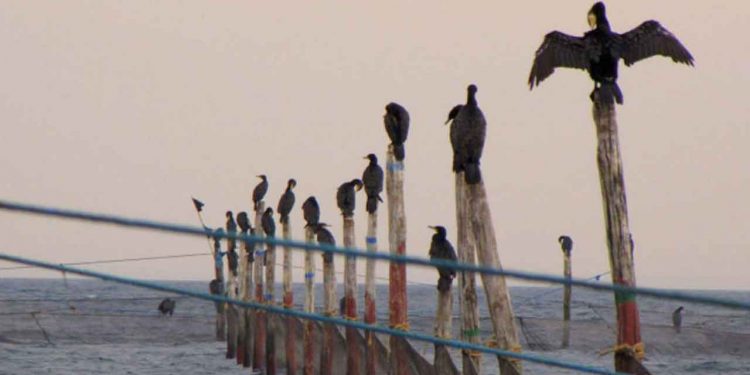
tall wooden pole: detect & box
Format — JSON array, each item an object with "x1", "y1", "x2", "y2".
[
  {"x1": 364, "y1": 212, "x2": 377, "y2": 375},
  {"x1": 212, "y1": 234, "x2": 226, "y2": 341},
  {"x1": 320, "y1": 232, "x2": 337, "y2": 375},
  {"x1": 236, "y1": 225, "x2": 250, "y2": 366},
  {"x1": 562, "y1": 247, "x2": 572, "y2": 349},
  {"x1": 266, "y1": 223, "x2": 277, "y2": 374},
  {"x1": 243, "y1": 227, "x2": 255, "y2": 368},
  {"x1": 466, "y1": 182, "x2": 522, "y2": 375},
  {"x1": 386, "y1": 146, "x2": 408, "y2": 375},
  {"x1": 253, "y1": 202, "x2": 267, "y2": 371},
  {"x1": 434, "y1": 279, "x2": 458, "y2": 375},
  {"x1": 455, "y1": 175, "x2": 481, "y2": 375},
  {"x1": 592, "y1": 101, "x2": 646, "y2": 374},
  {"x1": 303, "y1": 227, "x2": 316, "y2": 375},
  {"x1": 225, "y1": 237, "x2": 239, "y2": 360},
  {"x1": 343, "y1": 215, "x2": 360, "y2": 375},
  {"x1": 283, "y1": 220, "x2": 297, "y2": 375}
]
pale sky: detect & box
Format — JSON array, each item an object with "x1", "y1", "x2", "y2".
[{"x1": 1, "y1": 1, "x2": 748, "y2": 290}]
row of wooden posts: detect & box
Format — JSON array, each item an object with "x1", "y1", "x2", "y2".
[{"x1": 202, "y1": 101, "x2": 644, "y2": 374}]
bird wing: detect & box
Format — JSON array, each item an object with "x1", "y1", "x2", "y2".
[
  {"x1": 620, "y1": 20, "x2": 694, "y2": 67},
  {"x1": 528, "y1": 31, "x2": 589, "y2": 88}
]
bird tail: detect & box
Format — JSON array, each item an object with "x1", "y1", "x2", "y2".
[
  {"x1": 437, "y1": 276, "x2": 453, "y2": 293},
  {"x1": 279, "y1": 215, "x2": 289, "y2": 224},
  {"x1": 366, "y1": 196, "x2": 378, "y2": 214},
  {"x1": 464, "y1": 163, "x2": 482, "y2": 185},
  {"x1": 592, "y1": 83, "x2": 623, "y2": 106},
  {"x1": 392, "y1": 143, "x2": 405, "y2": 161}
]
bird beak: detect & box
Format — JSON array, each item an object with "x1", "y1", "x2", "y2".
[
  {"x1": 428, "y1": 226, "x2": 436, "y2": 230},
  {"x1": 355, "y1": 185, "x2": 363, "y2": 192},
  {"x1": 587, "y1": 13, "x2": 596, "y2": 29},
  {"x1": 256, "y1": 175, "x2": 262, "y2": 178},
  {"x1": 444, "y1": 119, "x2": 450, "y2": 125},
  {"x1": 363, "y1": 156, "x2": 369, "y2": 159}
]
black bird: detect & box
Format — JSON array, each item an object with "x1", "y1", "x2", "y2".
[
  {"x1": 310, "y1": 223, "x2": 336, "y2": 263},
  {"x1": 262, "y1": 207, "x2": 276, "y2": 238},
  {"x1": 225, "y1": 211, "x2": 237, "y2": 251},
  {"x1": 447, "y1": 84, "x2": 486, "y2": 184},
  {"x1": 384, "y1": 102, "x2": 410, "y2": 161},
  {"x1": 528, "y1": 1, "x2": 694, "y2": 105},
  {"x1": 672, "y1": 306, "x2": 684, "y2": 333},
  {"x1": 277, "y1": 179, "x2": 297, "y2": 224},
  {"x1": 252, "y1": 175, "x2": 269, "y2": 211},
  {"x1": 558, "y1": 235, "x2": 573, "y2": 254},
  {"x1": 428, "y1": 226, "x2": 458, "y2": 292},
  {"x1": 362, "y1": 154, "x2": 384, "y2": 214},
  {"x1": 336, "y1": 179, "x2": 363, "y2": 217},
  {"x1": 237, "y1": 212, "x2": 251, "y2": 233},
  {"x1": 158, "y1": 298, "x2": 176, "y2": 316},
  {"x1": 302, "y1": 196, "x2": 320, "y2": 228}
]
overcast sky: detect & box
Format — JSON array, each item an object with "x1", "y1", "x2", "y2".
[{"x1": 1, "y1": 1, "x2": 748, "y2": 290}]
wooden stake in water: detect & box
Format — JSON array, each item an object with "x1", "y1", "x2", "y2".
[
  {"x1": 386, "y1": 146, "x2": 408, "y2": 375},
  {"x1": 253, "y1": 202, "x2": 266, "y2": 371},
  {"x1": 343, "y1": 215, "x2": 360, "y2": 375},
  {"x1": 560, "y1": 237, "x2": 572, "y2": 349},
  {"x1": 266, "y1": 221, "x2": 277, "y2": 375},
  {"x1": 466, "y1": 181, "x2": 522, "y2": 375},
  {"x1": 592, "y1": 100, "x2": 647, "y2": 374},
  {"x1": 364, "y1": 212, "x2": 377, "y2": 375},
  {"x1": 455, "y1": 174, "x2": 480, "y2": 375},
  {"x1": 243, "y1": 227, "x2": 255, "y2": 368},
  {"x1": 320, "y1": 233, "x2": 337, "y2": 375},
  {"x1": 303, "y1": 226, "x2": 316, "y2": 375},
  {"x1": 211, "y1": 233, "x2": 226, "y2": 342},
  {"x1": 282, "y1": 220, "x2": 296, "y2": 375},
  {"x1": 236, "y1": 224, "x2": 249, "y2": 366},
  {"x1": 434, "y1": 275, "x2": 457, "y2": 375}
]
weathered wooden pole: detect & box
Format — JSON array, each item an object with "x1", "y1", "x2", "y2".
[
  {"x1": 243, "y1": 227, "x2": 256, "y2": 368},
  {"x1": 592, "y1": 100, "x2": 646, "y2": 374},
  {"x1": 343, "y1": 215, "x2": 360, "y2": 375},
  {"x1": 266, "y1": 219, "x2": 277, "y2": 375},
  {"x1": 282, "y1": 219, "x2": 296, "y2": 375},
  {"x1": 386, "y1": 146, "x2": 408, "y2": 375},
  {"x1": 303, "y1": 226, "x2": 316, "y2": 375},
  {"x1": 253, "y1": 202, "x2": 267, "y2": 371},
  {"x1": 320, "y1": 233, "x2": 337, "y2": 375},
  {"x1": 434, "y1": 276, "x2": 458, "y2": 375},
  {"x1": 561, "y1": 239, "x2": 572, "y2": 349},
  {"x1": 236, "y1": 221, "x2": 250, "y2": 366},
  {"x1": 466, "y1": 181, "x2": 522, "y2": 375},
  {"x1": 211, "y1": 232, "x2": 226, "y2": 341},
  {"x1": 455, "y1": 175, "x2": 481, "y2": 375},
  {"x1": 364, "y1": 211, "x2": 377, "y2": 375},
  {"x1": 225, "y1": 238, "x2": 239, "y2": 359}
]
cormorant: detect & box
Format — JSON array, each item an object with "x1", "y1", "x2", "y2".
[
  {"x1": 558, "y1": 235, "x2": 573, "y2": 254},
  {"x1": 252, "y1": 175, "x2": 269, "y2": 211},
  {"x1": 277, "y1": 178, "x2": 297, "y2": 224},
  {"x1": 336, "y1": 179, "x2": 363, "y2": 217},
  {"x1": 447, "y1": 84, "x2": 486, "y2": 184},
  {"x1": 209, "y1": 279, "x2": 224, "y2": 312},
  {"x1": 262, "y1": 207, "x2": 276, "y2": 238},
  {"x1": 528, "y1": 1, "x2": 694, "y2": 105},
  {"x1": 158, "y1": 298, "x2": 176, "y2": 316},
  {"x1": 225, "y1": 211, "x2": 237, "y2": 252},
  {"x1": 672, "y1": 306, "x2": 684, "y2": 333},
  {"x1": 302, "y1": 196, "x2": 320, "y2": 228},
  {"x1": 428, "y1": 226, "x2": 458, "y2": 292},
  {"x1": 237, "y1": 212, "x2": 251, "y2": 233},
  {"x1": 362, "y1": 154, "x2": 384, "y2": 214},
  {"x1": 310, "y1": 223, "x2": 336, "y2": 263},
  {"x1": 384, "y1": 102, "x2": 410, "y2": 161}
]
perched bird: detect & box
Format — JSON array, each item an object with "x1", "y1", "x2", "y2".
[
  {"x1": 558, "y1": 235, "x2": 573, "y2": 254},
  {"x1": 252, "y1": 175, "x2": 269, "y2": 211},
  {"x1": 672, "y1": 306, "x2": 684, "y2": 333},
  {"x1": 237, "y1": 212, "x2": 251, "y2": 233},
  {"x1": 158, "y1": 298, "x2": 176, "y2": 316},
  {"x1": 362, "y1": 154, "x2": 384, "y2": 214},
  {"x1": 262, "y1": 207, "x2": 276, "y2": 237},
  {"x1": 310, "y1": 222, "x2": 336, "y2": 263},
  {"x1": 528, "y1": 1, "x2": 694, "y2": 105},
  {"x1": 302, "y1": 196, "x2": 320, "y2": 228},
  {"x1": 277, "y1": 179, "x2": 297, "y2": 224},
  {"x1": 225, "y1": 211, "x2": 237, "y2": 251},
  {"x1": 383, "y1": 102, "x2": 410, "y2": 161},
  {"x1": 336, "y1": 179, "x2": 363, "y2": 217},
  {"x1": 428, "y1": 226, "x2": 458, "y2": 292},
  {"x1": 447, "y1": 84, "x2": 486, "y2": 184}
]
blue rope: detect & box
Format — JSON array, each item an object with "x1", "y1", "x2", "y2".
[
  {"x1": 0, "y1": 251, "x2": 623, "y2": 375},
  {"x1": 1, "y1": 199, "x2": 749, "y2": 311}
]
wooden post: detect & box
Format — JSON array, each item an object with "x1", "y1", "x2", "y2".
[
  {"x1": 434, "y1": 280, "x2": 457, "y2": 373},
  {"x1": 236, "y1": 226, "x2": 250, "y2": 366},
  {"x1": 303, "y1": 227, "x2": 316, "y2": 375},
  {"x1": 562, "y1": 247, "x2": 572, "y2": 349},
  {"x1": 364, "y1": 212, "x2": 377, "y2": 375},
  {"x1": 386, "y1": 147, "x2": 408, "y2": 375},
  {"x1": 466, "y1": 181, "x2": 522, "y2": 375},
  {"x1": 455, "y1": 174, "x2": 481, "y2": 375},
  {"x1": 253, "y1": 202, "x2": 267, "y2": 371},
  {"x1": 266, "y1": 222, "x2": 277, "y2": 374},
  {"x1": 320, "y1": 233, "x2": 337, "y2": 375},
  {"x1": 283, "y1": 220, "x2": 297, "y2": 375},
  {"x1": 592, "y1": 101, "x2": 646, "y2": 374},
  {"x1": 243, "y1": 228, "x2": 255, "y2": 368},
  {"x1": 212, "y1": 234, "x2": 226, "y2": 341},
  {"x1": 225, "y1": 246, "x2": 239, "y2": 359},
  {"x1": 343, "y1": 215, "x2": 360, "y2": 375}
]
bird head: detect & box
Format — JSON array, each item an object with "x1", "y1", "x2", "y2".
[
  {"x1": 352, "y1": 179, "x2": 363, "y2": 191},
  {"x1": 226, "y1": 211, "x2": 233, "y2": 218},
  {"x1": 588, "y1": 2, "x2": 606, "y2": 29},
  {"x1": 265, "y1": 207, "x2": 274, "y2": 215},
  {"x1": 364, "y1": 153, "x2": 377, "y2": 163},
  {"x1": 257, "y1": 174, "x2": 267, "y2": 181},
  {"x1": 287, "y1": 178, "x2": 297, "y2": 189},
  {"x1": 466, "y1": 84, "x2": 478, "y2": 104},
  {"x1": 429, "y1": 225, "x2": 447, "y2": 238},
  {"x1": 676, "y1": 306, "x2": 684, "y2": 312}
]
